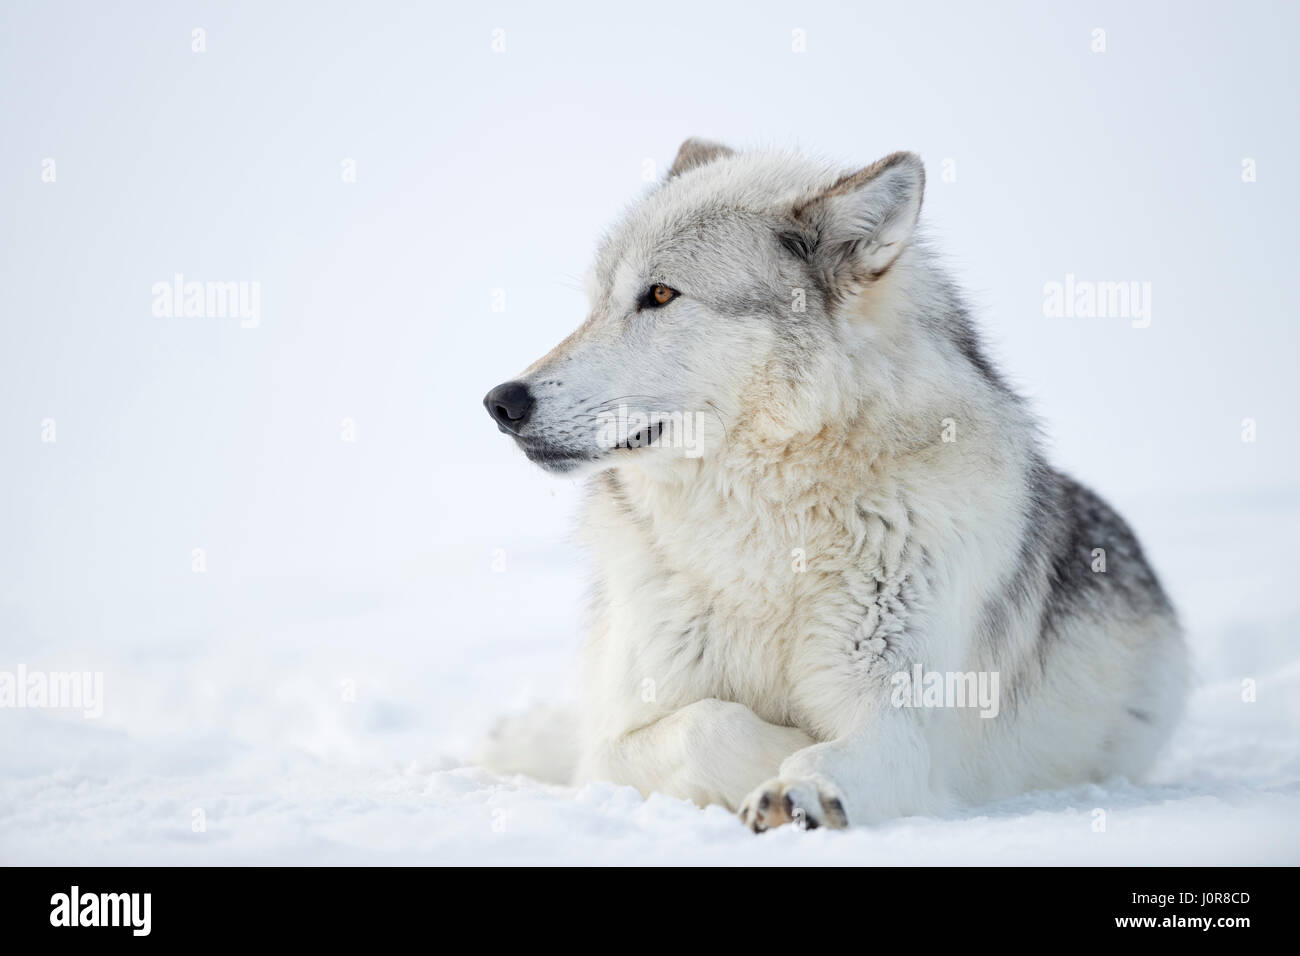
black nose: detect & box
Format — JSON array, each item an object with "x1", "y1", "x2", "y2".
[{"x1": 483, "y1": 380, "x2": 535, "y2": 434}]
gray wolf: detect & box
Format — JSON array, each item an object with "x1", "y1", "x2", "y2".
[{"x1": 480, "y1": 138, "x2": 1187, "y2": 830}]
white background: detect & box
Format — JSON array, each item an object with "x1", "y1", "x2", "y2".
[{"x1": 1, "y1": 0, "x2": 1297, "y2": 863}]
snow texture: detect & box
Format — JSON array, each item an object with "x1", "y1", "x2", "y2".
[{"x1": 3, "y1": 493, "x2": 1299, "y2": 864}]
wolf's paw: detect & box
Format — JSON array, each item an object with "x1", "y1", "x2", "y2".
[{"x1": 738, "y1": 776, "x2": 849, "y2": 832}]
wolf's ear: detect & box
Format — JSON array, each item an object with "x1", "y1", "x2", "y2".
[
  {"x1": 667, "y1": 137, "x2": 735, "y2": 179},
  {"x1": 788, "y1": 151, "x2": 924, "y2": 287}
]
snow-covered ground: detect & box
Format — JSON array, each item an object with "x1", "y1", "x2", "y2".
[{"x1": 2, "y1": 490, "x2": 1298, "y2": 865}]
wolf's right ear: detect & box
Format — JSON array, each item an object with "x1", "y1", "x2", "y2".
[
  {"x1": 667, "y1": 138, "x2": 735, "y2": 179},
  {"x1": 788, "y1": 151, "x2": 925, "y2": 288}
]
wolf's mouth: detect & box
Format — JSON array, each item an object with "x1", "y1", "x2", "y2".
[
  {"x1": 511, "y1": 418, "x2": 666, "y2": 474},
  {"x1": 516, "y1": 439, "x2": 590, "y2": 473},
  {"x1": 619, "y1": 419, "x2": 665, "y2": 450}
]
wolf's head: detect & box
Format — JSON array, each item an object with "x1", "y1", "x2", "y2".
[{"x1": 484, "y1": 139, "x2": 926, "y2": 475}]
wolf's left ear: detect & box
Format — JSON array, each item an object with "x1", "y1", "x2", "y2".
[
  {"x1": 788, "y1": 151, "x2": 925, "y2": 286},
  {"x1": 668, "y1": 137, "x2": 735, "y2": 179}
]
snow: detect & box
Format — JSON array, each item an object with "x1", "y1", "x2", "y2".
[
  {"x1": 2, "y1": 1, "x2": 1299, "y2": 864},
  {"x1": 2, "y1": 491, "x2": 1299, "y2": 865}
]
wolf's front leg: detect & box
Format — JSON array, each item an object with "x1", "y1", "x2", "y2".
[
  {"x1": 581, "y1": 698, "x2": 814, "y2": 811},
  {"x1": 738, "y1": 707, "x2": 939, "y2": 831}
]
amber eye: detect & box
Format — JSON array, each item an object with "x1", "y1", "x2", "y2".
[{"x1": 639, "y1": 283, "x2": 679, "y2": 310}]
